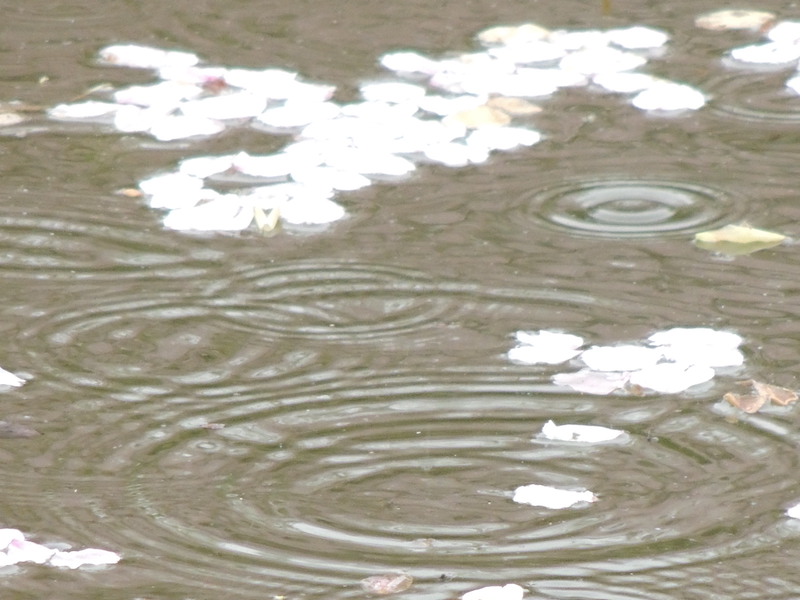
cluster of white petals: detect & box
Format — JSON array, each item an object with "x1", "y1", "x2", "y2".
[
  {"x1": 509, "y1": 327, "x2": 743, "y2": 395},
  {"x1": 45, "y1": 22, "x2": 712, "y2": 233},
  {"x1": 0, "y1": 529, "x2": 119, "y2": 570},
  {"x1": 719, "y1": 16, "x2": 800, "y2": 96}
]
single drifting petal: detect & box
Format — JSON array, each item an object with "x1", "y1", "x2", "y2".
[
  {"x1": 509, "y1": 330, "x2": 583, "y2": 365},
  {"x1": 424, "y1": 142, "x2": 489, "y2": 167},
  {"x1": 256, "y1": 101, "x2": 341, "y2": 129},
  {"x1": 606, "y1": 26, "x2": 669, "y2": 50},
  {"x1": 180, "y1": 92, "x2": 267, "y2": 120},
  {"x1": 729, "y1": 42, "x2": 800, "y2": 65},
  {"x1": 540, "y1": 420, "x2": 625, "y2": 443},
  {"x1": 280, "y1": 197, "x2": 345, "y2": 225},
  {"x1": 222, "y1": 68, "x2": 299, "y2": 96},
  {"x1": 462, "y1": 584, "x2": 525, "y2": 600},
  {"x1": 552, "y1": 369, "x2": 629, "y2": 395},
  {"x1": 580, "y1": 344, "x2": 662, "y2": 372},
  {"x1": 631, "y1": 82, "x2": 705, "y2": 111},
  {"x1": 48, "y1": 548, "x2": 121, "y2": 569},
  {"x1": 290, "y1": 165, "x2": 372, "y2": 191},
  {"x1": 593, "y1": 72, "x2": 663, "y2": 93},
  {"x1": 513, "y1": 484, "x2": 597, "y2": 509},
  {"x1": 98, "y1": 44, "x2": 199, "y2": 70},
  {"x1": 478, "y1": 23, "x2": 550, "y2": 46},
  {"x1": 487, "y1": 41, "x2": 566, "y2": 65},
  {"x1": 48, "y1": 101, "x2": 121, "y2": 120},
  {"x1": 0, "y1": 367, "x2": 25, "y2": 388},
  {"x1": 788, "y1": 75, "x2": 800, "y2": 95},
  {"x1": 360, "y1": 81, "x2": 427, "y2": 104},
  {"x1": 559, "y1": 46, "x2": 647, "y2": 74},
  {"x1": 149, "y1": 114, "x2": 226, "y2": 141},
  {"x1": 113, "y1": 81, "x2": 204, "y2": 108},
  {"x1": 467, "y1": 127, "x2": 542, "y2": 152},
  {"x1": 178, "y1": 154, "x2": 238, "y2": 178},
  {"x1": 549, "y1": 29, "x2": 609, "y2": 51},
  {"x1": 648, "y1": 327, "x2": 742, "y2": 350},
  {"x1": 767, "y1": 21, "x2": 800, "y2": 45},
  {"x1": 418, "y1": 94, "x2": 487, "y2": 116},
  {"x1": 787, "y1": 501, "x2": 800, "y2": 519},
  {"x1": 379, "y1": 51, "x2": 442, "y2": 75},
  {"x1": 629, "y1": 362, "x2": 715, "y2": 394}
]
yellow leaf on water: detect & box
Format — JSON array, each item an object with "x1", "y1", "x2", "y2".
[{"x1": 694, "y1": 224, "x2": 786, "y2": 255}]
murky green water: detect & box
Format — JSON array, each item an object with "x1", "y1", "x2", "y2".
[{"x1": 3, "y1": 0, "x2": 800, "y2": 598}]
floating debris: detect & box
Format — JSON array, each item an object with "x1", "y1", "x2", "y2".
[
  {"x1": 695, "y1": 9, "x2": 776, "y2": 32},
  {"x1": 0, "y1": 367, "x2": 25, "y2": 388},
  {"x1": 360, "y1": 573, "x2": 413, "y2": 595},
  {"x1": 724, "y1": 380, "x2": 798, "y2": 413},
  {"x1": 513, "y1": 484, "x2": 597, "y2": 509},
  {"x1": 508, "y1": 330, "x2": 584, "y2": 365}
]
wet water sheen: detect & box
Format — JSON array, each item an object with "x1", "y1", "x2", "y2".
[{"x1": 4, "y1": 1, "x2": 800, "y2": 598}]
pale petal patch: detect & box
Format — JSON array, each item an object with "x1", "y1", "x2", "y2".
[
  {"x1": 513, "y1": 484, "x2": 597, "y2": 509},
  {"x1": 540, "y1": 420, "x2": 625, "y2": 442}
]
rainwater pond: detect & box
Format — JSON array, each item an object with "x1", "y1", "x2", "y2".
[{"x1": 3, "y1": 0, "x2": 800, "y2": 598}]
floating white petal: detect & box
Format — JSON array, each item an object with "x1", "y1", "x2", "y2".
[
  {"x1": 540, "y1": 420, "x2": 624, "y2": 442},
  {"x1": 695, "y1": 9, "x2": 776, "y2": 32},
  {"x1": 631, "y1": 82, "x2": 705, "y2": 111},
  {"x1": 149, "y1": 114, "x2": 226, "y2": 141},
  {"x1": 513, "y1": 484, "x2": 597, "y2": 509},
  {"x1": 552, "y1": 369, "x2": 629, "y2": 395},
  {"x1": 730, "y1": 42, "x2": 800, "y2": 65},
  {"x1": 462, "y1": 584, "x2": 525, "y2": 600},
  {"x1": 256, "y1": 101, "x2": 341, "y2": 129},
  {"x1": 379, "y1": 51, "x2": 441, "y2": 75},
  {"x1": 509, "y1": 330, "x2": 583, "y2": 365},
  {"x1": 580, "y1": 344, "x2": 662, "y2": 372},
  {"x1": 99, "y1": 44, "x2": 199, "y2": 70},
  {"x1": 787, "y1": 501, "x2": 800, "y2": 519},
  {"x1": 767, "y1": 21, "x2": 800, "y2": 45},
  {"x1": 0, "y1": 528, "x2": 120, "y2": 570},
  {"x1": 468, "y1": 127, "x2": 542, "y2": 152},
  {"x1": 48, "y1": 548, "x2": 121, "y2": 569},
  {"x1": 606, "y1": 26, "x2": 669, "y2": 50},
  {"x1": 360, "y1": 81, "x2": 427, "y2": 104},
  {"x1": 559, "y1": 46, "x2": 647, "y2": 75},
  {"x1": 628, "y1": 362, "x2": 715, "y2": 394},
  {"x1": 0, "y1": 367, "x2": 25, "y2": 388},
  {"x1": 48, "y1": 101, "x2": 120, "y2": 120},
  {"x1": 648, "y1": 327, "x2": 742, "y2": 349},
  {"x1": 280, "y1": 196, "x2": 345, "y2": 225},
  {"x1": 180, "y1": 92, "x2": 267, "y2": 120},
  {"x1": 163, "y1": 197, "x2": 254, "y2": 231},
  {"x1": 113, "y1": 81, "x2": 203, "y2": 108},
  {"x1": 593, "y1": 72, "x2": 663, "y2": 93}
]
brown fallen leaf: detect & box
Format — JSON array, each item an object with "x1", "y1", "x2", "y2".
[
  {"x1": 724, "y1": 379, "x2": 798, "y2": 413},
  {"x1": 360, "y1": 573, "x2": 413, "y2": 595}
]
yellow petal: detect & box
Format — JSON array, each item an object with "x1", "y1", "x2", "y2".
[{"x1": 694, "y1": 224, "x2": 786, "y2": 244}]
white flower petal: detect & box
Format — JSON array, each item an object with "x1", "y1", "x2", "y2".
[
  {"x1": 631, "y1": 82, "x2": 705, "y2": 111},
  {"x1": 280, "y1": 197, "x2": 345, "y2": 225},
  {"x1": 767, "y1": 21, "x2": 800, "y2": 45},
  {"x1": 593, "y1": 72, "x2": 663, "y2": 93},
  {"x1": 180, "y1": 92, "x2": 267, "y2": 120},
  {"x1": 48, "y1": 548, "x2": 121, "y2": 569},
  {"x1": 219, "y1": 68, "x2": 299, "y2": 96},
  {"x1": 139, "y1": 172, "x2": 204, "y2": 196},
  {"x1": 98, "y1": 44, "x2": 199, "y2": 70},
  {"x1": 7, "y1": 539, "x2": 55, "y2": 565},
  {"x1": 540, "y1": 420, "x2": 624, "y2": 442},
  {"x1": 787, "y1": 501, "x2": 800, "y2": 519},
  {"x1": 552, "y1": 369, "x2": 629, "y2": 395},
  {"x1": 163, "y1": 197, "x2": 254, "y2": 231},
  {"x1": 178, "y1": 154, "x2": 238, "y2": 178},
  {"x1": 256, "y1": 101, "x2": 341, "y2": 129},
  {"x1": 48, "y1": 101, "x2": 121, "y2": 120},
  {"x1": 628, "y1": 362, "x2": 715, "y2": 394},
  {"x1": 606, "y1": 26, "x2": 669, "y2": 50},
  {"x1": 580, "y1": 344, "x2": 662, "y2": 372},
  {"x1": 730, "y1": 41, "x2": 800, "y2": 65},
  {"x1": 379, "y1": 51, "x2": 442, "y2": 75},
  {"x1": 360, "y1": 81, "x2": 427, "y2": 104},
  {"x1": 0, "y1": 367, "x2": 25, "y2": 387},
  {"x1": 487, "y1": 41, "x2": 566, "y2": 64},
  {"x1": 290, "y1": 165, "x2": 372, "y2": 191},
  {"x1": 513, "y1": 484, "x2": 597, "y2": 509},
  {"x1": 113, "y1": 81, "x2": 203, "y2": 108},
  {"x1": 467, "y1": 127, "x2": 542, "y2": 152},
  {"x1": 149, "y1": 114, "x2": 226, "y2": 141},
  {"x1": 462, "y1": 584, "x2": 525, "y2": 600},
  {"x1": 648, "y1": 327, "x2": 742, "y2": 349},
  {"x1": 559, "y1": 47, "x2": 647, "y2": 74}
]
